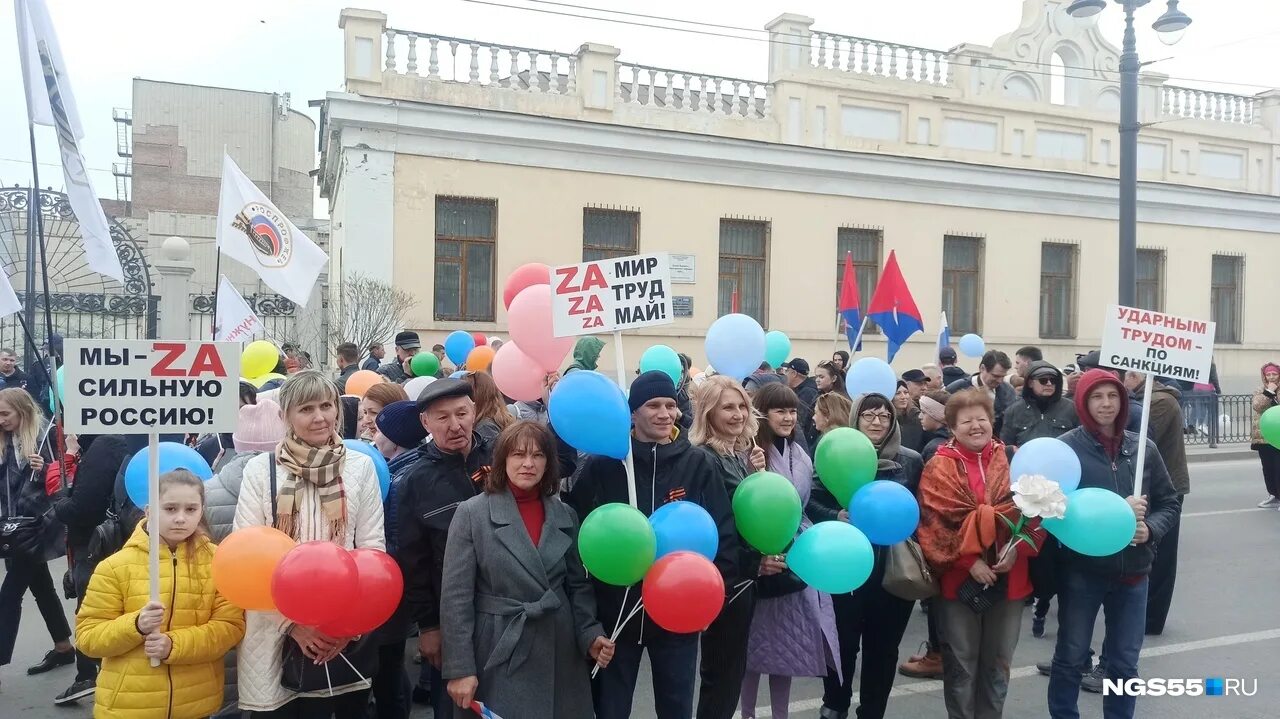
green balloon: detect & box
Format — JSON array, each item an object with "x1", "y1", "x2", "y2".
[
  {"x1": 732, "y1": 471, "x2": 803, "y2": 554},
  {"x1": 639, "y1": 345, "x2": 682, "y2": 385},
  {"x1": 814, "y1": 427, "x2": 879, "y2": 508},
  {"x1": 1262, "y1": 406, "x2": 1280, "y2": 449},
  {"x1": 410, "y1": 352, "x2": 440, "y2": 378},
  {"x1": 764, "y1": 331, "x2": 791, "y2": 369},
  {"x1": 579, "y1": 503, "x2": 656, "y2": 586}
]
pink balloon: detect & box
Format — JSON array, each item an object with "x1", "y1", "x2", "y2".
[
  {"x1": 503, "y1": 263, "x2": 551, "y2": 309},
  {"x1": 491, "y1": 342, "x2": 546, "y2": 402},
  {"x1": 508, "y1": 284, "x2": 575, "y2": 373}
]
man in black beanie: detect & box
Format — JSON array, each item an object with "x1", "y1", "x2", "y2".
[{"x1": 567, "y1": 371, "x2": 737, "y2": 719}]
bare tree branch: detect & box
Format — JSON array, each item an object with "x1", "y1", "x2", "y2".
[{"x1": 327, "y1": 272, "x2": 419, "y2": 357}]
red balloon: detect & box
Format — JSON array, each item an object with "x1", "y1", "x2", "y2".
[
  {"x1": 641, "y1": 551, "x2": 724, "y2": 634},
  {"x1": 271, "y1": 541, "x2": 359, "y2": 626},
  {"x1": 471, "y1": 332, "x2": 489, "y2": 351},
  {"x1": 503, "y1": 263, "x2": 551, "y2": 309},
  {"x1": 317, "y1": 549, "x2": 405, "y2": 637}
]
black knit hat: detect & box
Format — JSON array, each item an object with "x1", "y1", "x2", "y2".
[
  {"x1": 376, "y1": 400, "x2": 428, "y2": 449},
  {"x1": 629, "y1": 370, "x2": 678, "y2": 413}
]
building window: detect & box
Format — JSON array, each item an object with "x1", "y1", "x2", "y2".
[
  {"x1": 1210, "y1": 254, "x2": 1243, "y2": 344},
  {"x1": 434, "y1": 196, "x2": 496, "y2": 322},
  {"x1": 1039, "y1": 243, "x2": 1077, "y2": 339},
  {"x1": 718, "y1": 219, "x2": 769, "y2": 323},
  {"x1": 582, "y1": 208, "x2": 639, "y2": 261},
  {"x1": 836, "y1": 227, "x2": 882, "y2": 333},
  {"x1": 1136, "y1": 249, "x2": 1165, "y2": 312},
  {"x1": 942, "y1": 235, "x2": 983, "y2": 335}
]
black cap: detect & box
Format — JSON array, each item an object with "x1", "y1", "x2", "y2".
[
  {"x1": 939, "y1": 347, "x2": 958, "y2": 363},
  {"x1": 395, "y1": 331, "x2": 421, "y2": 350},
  {"x1": 783, "y1": 358, "x2": 810, "y2": 375},
  {"x1": 628, "y1": 370, "x2": 678, "y2": 413},
  {"x1": 415, "y1": 378, "x2": 473, "y2": 412},
  {"x1": 901, "y1": 369, "x2": 927, "y2": 383}
]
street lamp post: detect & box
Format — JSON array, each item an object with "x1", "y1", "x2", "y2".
[{"x1": 1067, "y1": 0, "x2": 1191, "y2": 307}]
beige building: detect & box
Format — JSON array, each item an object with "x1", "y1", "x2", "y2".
[{"x1": 320, "y1": 1, "x2": 1280, "y2": 390}]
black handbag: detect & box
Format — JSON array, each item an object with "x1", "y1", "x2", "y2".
[
  {"x1": 754, "y1": 567, "x2": 808, "y2": 598},
  {"x1": 0, "y1": 458, "x2": 48, "y2": 560},
  {"x1": 956, "y1": 574, "x2": 1008, "y2": 614},
  {"x1": 268, "y1": 456, "x2": 378, "y2": 692}
]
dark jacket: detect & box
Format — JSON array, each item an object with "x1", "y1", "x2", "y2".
[
  {"x1": 566, "y1": 431, "x2": 736, "y2": 643},
  {"x1": 1, "y1": 426, "x2": 60, "y2": 561},
  {"x1": 1000, "y1": 361, "x2": 1079, "y2": 448},
  {"x1": 361, "y1": 356, "x2": 380, "y2": 372},
  {"x1": 941, "y1": 365, "x2": 968, "y2": 387},
  {"x1": 397, "y1": 430, "x2": 496, "y2": 630},
  {"x1": 1057, "y1": 426, "x2": 1179, "y2": 578},
  {"x1": 947, "y1": 374, "x2": 1018, "y2": 435},
  {"x1": 335, "y1": 363, "x2": 359, "y2": 393},
  {"x1": 897, "y1": 406, "x2": 923, "y2": 455},
  {"x1": 921, "y1": 427, "x2": 951, "y2": 464},
  {"x1": 794, "y1": 377, "x2": 821, "y2": 451},
  {"x1": 743, "y1": 370, "x2": 784, "y2": 393},
  {"x1": 1137, "y1": 382, "x2": 1190, "y2": 495},
  {"x1": 698, "y1": 446, "x2": 761, "y2": 586},
  {"x1": 808, "y1": 446, "x2": 924, "y2": 525},
  {"x1": 378, "y1": 359, "x2": 409, "y2": 384},
  {"x1": 676, "y1": 381, "x2": 694, "y2": 431},
  {"x1": 54, "y1": 435, "x2": 129, "y2": 551}
]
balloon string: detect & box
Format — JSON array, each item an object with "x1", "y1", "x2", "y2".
[
  {"x1": 610, "y1": 586, "x2": 630, "y2": 641},
  {"x1": 324, "y1": 659, "x2": 334, "y2": 697},
  {"x1": 728, "y1": 579, "x2": 754, "y2": 606},
  {"x1": 335, "y1": 648, "x2": 372, "y2": 687},
  {"x1": 591, "y1": 598, "x2": 646, "y2": 679}
]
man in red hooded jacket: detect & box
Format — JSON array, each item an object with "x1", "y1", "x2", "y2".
[{"x1": 1047, "y1": 369, "x2": 1179, "y2": 719}]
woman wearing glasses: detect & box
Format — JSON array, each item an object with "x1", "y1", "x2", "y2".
[
  {"x1": 809, "y1": 393, "x2": 922, "y2": 719},
  {"x1": 998, "y1": 361, "x2": 1078, "y2": 450}
]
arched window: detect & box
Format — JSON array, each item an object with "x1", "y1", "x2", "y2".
[
  {"x1": 1050, "y1": 45, "x2": 1083, "y2": 106},
  {"x1": 1050, "y1": 52, "x2": 1067, "y2": 105}
]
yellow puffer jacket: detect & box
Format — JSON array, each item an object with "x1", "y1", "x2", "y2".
[{"x1": 76, "y1": 523, "x2": 245, "y2": 719}]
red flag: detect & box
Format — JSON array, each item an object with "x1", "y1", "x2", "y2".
[
  {"x1": 838, "y1": 253, "x2": 862, "y2": 350},
  {"x1": 866, "y1": 250, "x2": 924, "y2": 362},
  {"x1": 731, "y1": 289, "x2": 739, "y2": 314}
]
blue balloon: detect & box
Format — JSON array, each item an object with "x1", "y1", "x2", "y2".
[
  {"x1": 1010, "y1": 437, "x2": 1082, "y2": 493},
  {"x1": 650, "y1": 501, "x2": 718, "y2": 561},
  {"x1": 549, "y1": 370, "x2": 631, "y2": 460},
  {"x1": 449, "y1": 371, "x2": 468, "y2": 379},
  {"x1": 846, "y1": 357, "x2": 897, "y2": 399},
  {"x1": 705, "y1": 314, "x2": 765, "y2": 381},
  {"x1": 344, "y1": 439, "x2": 391, "y2": 501},
  {"x1": 788, "y1": 521, "x2": 875, "y2": 594},
  {"x1": 848, "y1": 480, "x2": 920, "y2": 545},
  {"x1": 124, "y1": 442, "x2": 213, "y2": 508},
  {"x1": 1042, "y1": 488, "x2": 1136, "y2": 557},
  {"x1": 764, "y1": 330, "x2": 791, "y2": 369},
  {"x1": 958, "y1": 333, "x2": 986, "y2": 358},
  {"x1": 444, "y1": 330, "x2": 476, "y2": 366}
]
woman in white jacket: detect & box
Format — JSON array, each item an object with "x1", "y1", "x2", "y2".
[{"x1": 233, "y1": 370, "x2": 385, "y2": 717}]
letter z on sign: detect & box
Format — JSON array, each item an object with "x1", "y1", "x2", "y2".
[{"x1": 550, "y1": 252, "x2": 675, "y2": 337}]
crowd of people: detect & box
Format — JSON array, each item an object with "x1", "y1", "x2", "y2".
[{"x1": 0, "y1": 328, "x2": 1256, "y2": 719}]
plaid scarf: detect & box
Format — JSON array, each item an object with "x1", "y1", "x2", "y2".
[{"x1": 275, "y1": 431, "x2": 348, "y2": 541}]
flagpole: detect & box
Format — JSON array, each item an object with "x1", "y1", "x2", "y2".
[
  {"x1": 850, "y1": 316, "x2": 869, "y2": 357},
  {"x1": 27, "y1": 121, "x2": 64, "y2": 466},
  {"x1": 211, "y1": 254, "x2": 221, "y2": 341}
]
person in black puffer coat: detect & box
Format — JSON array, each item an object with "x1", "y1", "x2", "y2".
[{"x1": 999, "y1": 360, "x2": 1079, "y2": 450}]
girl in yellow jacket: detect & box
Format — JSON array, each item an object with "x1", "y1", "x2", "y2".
[{"x1": 76, "y1": 469, "x2": 245, "y2": 719}]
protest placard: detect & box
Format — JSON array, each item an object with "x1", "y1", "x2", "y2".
[
  {"x1": 63, "y1": 340, "x2": 241, "y2": 434},
  {"x1": 550, "y1": 252, "x2": 675, "y2": 338}
]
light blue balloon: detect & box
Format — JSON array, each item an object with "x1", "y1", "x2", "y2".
[
  {"x1": 1010, "y1": 437, "x2": 1082, "y2": 493},
  {"x1": 344, "y1": 439, "x2": 390, "y2": 501},
  {"x1": 639, "y1": 345, "x2": 682, "y2": 386},
  {"x1": 848, "y1": 480, "x2": 920, "y2": 545},
  {"x1": 846, "y1": 357, "x2": 897, "y2": 399},
  {"x1": 787, "y1": 521, "x2": 875, "y2": 594},
  {"x1": 705, "y1": 314, "x2": 766, "y2": 381},
  {"x1": 124, "y1": 442, "x2": 213, "y2": 508},
  {"x1": 1042, "y1": 487, "x2": 1137, "y2": 557},
  {"x1": 958, "y1": 333, "x2": 986, "y2": 358},
  {"x1": 449, "y1": 370, "x2": 468, "y2": 379},
  {"x1": 549, "y1": 370, "x2": 631, "y2": 460},
  {"x1": 650, "y1": 501, "x2": 718, "y2": 561},
  {"x1": 764, "y1": 331, "x2": 791, "y2": 369},
  {"x1": 444, "y1": 330, "x2": 476, "y2": 366}
]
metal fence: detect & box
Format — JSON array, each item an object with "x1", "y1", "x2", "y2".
[{"x1": 1181, "y1": 393, "x2": 1254, "y2": 448}]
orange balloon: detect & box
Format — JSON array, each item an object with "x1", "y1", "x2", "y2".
[
  {"x1": 213, "y1": 526, "x2": 297, "y2": 611},
  {"x1": 466, "y1": 345, "x2": 497, "y2": 371},
  {"x1": 344, "y1": 369, "x2": 384, "y2": 397}
]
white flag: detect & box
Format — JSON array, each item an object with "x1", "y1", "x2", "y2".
[
  {"x1": 0, "y1": 270, "x2": 21, "y2": 320},
  {"x1": 216, "y1": 154, "x2": 327, "y2": 305},
  {"x1": 214, "y1": 276, "x2": 261, "y2": 343},
  {"x1": 15, "y1": 0, "x2": 124, "y2": 283}
]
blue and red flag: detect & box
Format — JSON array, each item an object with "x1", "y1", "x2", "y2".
[
  {"x1": 838, "y1": 253, "x2": 862, "y2": 351},
  {"x1": 867, "y1": 250, "x2": 924, "y2": 363},
  {"x1": 472, "y1": 701, "x2": 505, "y2": 719}
]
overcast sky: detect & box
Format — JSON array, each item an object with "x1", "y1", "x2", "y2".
[{"x1": 2, "y1": 0, "x2": 1278, "y2": 218}]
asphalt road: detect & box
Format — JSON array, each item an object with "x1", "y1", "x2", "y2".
[{"x1": 2, "y1": 458, "x2": 1276, "y2": 718}]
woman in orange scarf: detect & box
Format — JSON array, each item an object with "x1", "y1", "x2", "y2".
[{"x1": 917, "y1": 389, "x2": 1043, "y2": 719}]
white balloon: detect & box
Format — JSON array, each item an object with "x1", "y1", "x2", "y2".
[
  {"x1": 488, "y1": 336, "x2": 503, "y2": 347},
  {"x1": 404, "y1": 375, "x2": 436, "y2": 401}
]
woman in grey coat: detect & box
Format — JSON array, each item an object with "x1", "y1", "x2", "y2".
[{"x1": 441, "y1": 421, "x2": 614, "y2": 719}]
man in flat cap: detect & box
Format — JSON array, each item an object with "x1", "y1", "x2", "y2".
[{"x1": 395, "y1": 379, "x2": 496, "y2": 716}]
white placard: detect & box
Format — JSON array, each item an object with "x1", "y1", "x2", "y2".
[
  {"x1": 1099, "y1": 305, "x2": 1215, "y2": 384},
  {"x1": 669, "y1": 253, "x2": 696, "y2": 283},
  {"x1": 551, "y1": 252, "x2": 675, "y2": 337},
  {"x1": 63, "y1": 340, "x2": 242, "y2": 434}
]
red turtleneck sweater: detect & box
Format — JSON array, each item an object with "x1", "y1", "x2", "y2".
[{"x1": 511, "y1": 483, "x2": 545, "y2": 546}]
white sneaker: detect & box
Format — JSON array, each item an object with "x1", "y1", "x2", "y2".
[{"x1": 1258, "y1": 495, "x2": 1279, "y2": 508}]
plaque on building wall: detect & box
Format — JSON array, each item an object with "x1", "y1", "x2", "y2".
[
  {"x1": 673, "y1": 296, "x2": 693, "y2": 318},
  {"x1": 669, "y1": 254, "x2": 696, "y2": 284}
]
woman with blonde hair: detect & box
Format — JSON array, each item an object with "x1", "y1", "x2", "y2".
[
  {"x1": 233, "y1": 370, "x2": 385, "y2": 717},
  {"x1": 0, "y1": 387, "x2": 66, "y2": 684},
  {"x1": 813, "y1": 392, "x2": 853, "y2": 436},
  {"x1": 689, "y1": 375, "x2": 769, "y2": 719}
]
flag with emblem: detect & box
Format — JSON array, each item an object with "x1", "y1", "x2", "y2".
[
  {"x1": 214, "y1": 275, "x2": 261, "y2": 343},
  {"x1": 866, "y1": 250, "x2": 924, "y2": 363},
  {"x1": 16, "y1": 0, "x2": 124, "y2": 283},
  {"x1": 216, "y1": 153, "x2": 327, "y2": 305}
]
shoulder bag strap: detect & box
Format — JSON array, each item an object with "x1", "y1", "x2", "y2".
[{"x1": 268, "y1": 453, "x2": 277, "y2": 519}]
